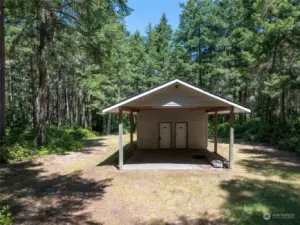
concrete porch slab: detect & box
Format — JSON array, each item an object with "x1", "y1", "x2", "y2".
[
  {"x1": 123, "y1": 149, "x2": 225, "y2": 171},
  {"x1": 123, "y1": 163, "x2": 223, "y2": 171}
]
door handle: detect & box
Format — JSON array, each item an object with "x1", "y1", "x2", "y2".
[{"x1": 159, "y1": 137, "x2": 161, "y2": 141}]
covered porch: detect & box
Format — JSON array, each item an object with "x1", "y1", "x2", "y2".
[{"x1": 116, "y1": 105, "x2": 235, "y2": 171}]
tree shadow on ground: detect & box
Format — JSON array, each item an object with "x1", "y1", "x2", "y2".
[
  {"x1": 83, "y1": 138, "x2": 107, "y2": 148},
  {"x1": 238, "y1": 148, "x2": 300, "y2": 180},
  {"x1": 0, "y1": 161, "x2": 111, "y2": 224},
  {"x1": 97, "y1": 141, "x2": 136, "y2": 167},
  {"x1": 239, "y1": 147, "x2": 300, "y2": 163},
  {"x1": 138, "y1": 178, "x2": 300, "y2": 225},
  {"x1": 56, "y1": 138, "x2": 108, "y2": 156},
  {"x1": 80, "y1": 137, "x2": 108, "y2": 154},
  {"x1": 208, "y1": 138, "x2": 251, "y2": 144},
  {"x1": 136, "y1": 213, "x2": 229, "y2": 225},
  {"x1": 219, "y1": 178, "x2": 300, "y2": 225}
]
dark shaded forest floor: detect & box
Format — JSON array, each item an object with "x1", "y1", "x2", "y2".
[{"x1": 1, "y1": 134, "x2": 300, "y2": 225}]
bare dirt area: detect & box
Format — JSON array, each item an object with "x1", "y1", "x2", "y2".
[
  {"x1": 35, "y1": 138, "x2": 109, "y2": 175},
  {"x1": 1, "y1": 135, "x2": 300, "y2": 225}
]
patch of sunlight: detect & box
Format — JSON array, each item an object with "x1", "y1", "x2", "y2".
[
  {"x1": 242, "y1": 203, "x2": 269, "y2": 215},
  {"x1": 240, "y1": 190, "x2": 254, "y2": 198},
  {"x1": 223, "y1": 202, "x2": 271, "y2": 225}
]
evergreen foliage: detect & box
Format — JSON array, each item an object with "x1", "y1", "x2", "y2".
[{"x1": 2, "y1": 0, "x2": 300, "y2": 161}]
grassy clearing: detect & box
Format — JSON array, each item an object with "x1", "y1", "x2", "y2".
[{"x1": 1, "y1": 135, "x2": 300, "y2": 225}]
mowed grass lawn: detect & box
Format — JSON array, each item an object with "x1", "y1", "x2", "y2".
[{"x1": 1, "y1": 134, "x2": 300, "y2": 225}]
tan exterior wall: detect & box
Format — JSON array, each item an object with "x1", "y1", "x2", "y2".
[{"x1": 137, "y1": 109, "x2": 208, "y2": 149}]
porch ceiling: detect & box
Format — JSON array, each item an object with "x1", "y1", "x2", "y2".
[{"x1": 121, "y1": 105, "x2": 233, "y2": 113}]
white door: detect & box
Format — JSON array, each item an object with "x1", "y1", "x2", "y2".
[
  {"x1": 159, "y1": 123, "x2": 171, "y2": 149},
  {"x1": 176, "y1": 123, "x2": 187, "y2": 149}
]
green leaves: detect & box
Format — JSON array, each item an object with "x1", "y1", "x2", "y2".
[
  {"x1": 264, "y1": 73, "x2": 290, "y2": 97},
  {"x1": 0, "y1": 205, "x2": 14, "y2": 225},
  {"x1": 3, "y1": 0, "x2": 300, "y2": 146}
]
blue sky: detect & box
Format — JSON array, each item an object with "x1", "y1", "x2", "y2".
[{"x1": 125, "y1": 0, "x2": 185, "y2": 35}]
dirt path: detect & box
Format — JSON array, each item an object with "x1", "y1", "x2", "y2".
[{"x1": 1, "y1": 135, "x2": 300, "y2": 225}]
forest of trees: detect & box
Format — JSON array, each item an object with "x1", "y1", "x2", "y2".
[{"x1": 1, "y1": 0, "x2": 300, "y2": 162}]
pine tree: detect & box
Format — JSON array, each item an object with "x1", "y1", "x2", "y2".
[
  {"x1": 128, "y1": 30, "x2": 147, "y2": 93},
  {"x1": 144, "y1": 23, "x2": 159, "y2": 87},
  {"x1": 154, "y1": 13, "x2": 173, "y2": 81}
]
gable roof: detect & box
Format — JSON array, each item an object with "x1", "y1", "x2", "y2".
[{"x1": 102, "y1": 79, "x2": 251, "y2": 114}]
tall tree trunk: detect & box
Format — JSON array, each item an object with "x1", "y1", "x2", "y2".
[
  {"x1": 57, "y1": 79, "x2": 63, "y2": 129},
  {"x1": 82, "y1": 94, "x2": 86, "y2": 128},
  {"x1": 56, "y1": 81, "x2": 59, "y2": 124},
  {"x1": 102, "y1": 114, "x2": 107, "y2": 135},
  {"x1": 243, "y1": 86, "x2": 248, "y2": 121},
  {"x1": 7, "y1": 64, "x2": 12, "y2": 127},
  {"x1": 65, "y1": 78, "x2": 70, "y2": 124},
  {"x1": 77, "y1": 93, "x2": 81, "y2": 125},
  {"x1": 74, "y1": 95, "x2": 77, "y2": 125},
  {"x1": 71, "y1": 93, "x2": 75, "y2": 125},
  {"x1": 265, "y1": 97, "x2": 270, "y2": 122},
  {"x1": 280, "y1": 89, "x2": 285, "y2": 122},
  {"x1": 30, "y1": 55, "x2": 37, "y2": 128},
  {"x1": 238, "y1": 90, "x2": 243, "y2": 122},
  {"x1": 46, "y1": 85, "x2": 50, "y2": 124},
  {"x1": 87, "y1": 94, "x2": 92, "y2": 129},
  {"x1": 279, "y1": 45, "x2": 285, "y2": 122},
  {"x1": 36, "y1": 19, "x2": 48, "y2": 146},
  {"x1": 197, "y1": 50, "x2": 202, "y2": 87},
  {"x1": 0, "y1": 0, "x2": 5, "y2": 139},
  {"x1": 9, "y1": 65, "x2": 12, "y2": 103},
  {"x1": 107, "y1": 113, "x2": 111, "y2": 134}
]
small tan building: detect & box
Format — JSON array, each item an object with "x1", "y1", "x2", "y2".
[{"x1": 103, "y1": 79, "x2": 250, "y2": 170}]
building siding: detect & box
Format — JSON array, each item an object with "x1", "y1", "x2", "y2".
[
  {"x1": 126, "y1": 85, "x2": 228, "y2": 107},
  {"x1": 137, "y1": 109, "x2": 208, "y2": 149}
]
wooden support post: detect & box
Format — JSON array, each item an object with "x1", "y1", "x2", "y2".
[
  {"x1": 229, "y1": 106, "x2": 234, "y2": 169},
  {"x1": 119, "y1": 108, "x2": 123, "y2": 170},
  {"x1": 214, "y1": 111, "x2": 218, "y2": 153},
  {"x1": 130, "y1": 110, "x2": 134, "y2": 153}
]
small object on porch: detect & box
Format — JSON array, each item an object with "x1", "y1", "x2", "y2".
[
  {"x1": 222, "y1": 160, "x2": 230, "y2": 169},
  {"x1": 211, "y1": 159, "x2": 223, "y2": 168}
]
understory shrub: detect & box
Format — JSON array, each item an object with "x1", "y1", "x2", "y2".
[
  {"x1": 6, "y1": 144, "x2": 32, "y2": 162},
  {"x1": 122, "y1": 127, "x2": 129, "y2": 134},
  {"x1": 0, "y1": 206, "x2": 14, "y2": 225},
  {"x1": 218, "y1": 122, "x2": 230, "y2": 138},
  {"x1": 43, "y1": 126, "x2": 84, "y2": 153},
  {"x1": 67, "y1": 127, "x2": 97, "y2": 140},
  {"x1": 209, "y1": 117, "x2": 300, "y2": 154},
  {"x1": 0, "y1": 126, "x2": 97, "y2": 163}
]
